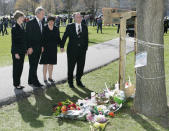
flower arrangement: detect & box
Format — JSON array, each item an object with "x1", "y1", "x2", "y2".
[
  {"x1": 53, "y1": 99, "x2": 80, "y2": 116},
  {"x1": 52, "y1": 81, "x2": 132, "y2": 131}
]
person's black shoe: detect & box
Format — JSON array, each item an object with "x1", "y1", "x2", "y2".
[
  {"x1": 68, "y1": 83, "x2": 75, "y2": 88},
  {"x1": 28, "y1": 82, "x2": 32, "y2": 85},
  {"x1": 48, "y1": 78, "x2": 55, "y2": 84},
  {"x1": 44, "y1": 80, "x2": 50, "y2": 86},
  {"x1": 76, "y1": 81, "x2": 85, "y2": 88},
  {"x1": 15, "y1": 85, "x2": 25, "y2": 89},
  {"x1": 38, "y1": 83, "x2": 44, "y2": 87},
  {"x1": 32, "y1": 83, "x2": 44, "y2": 88}
]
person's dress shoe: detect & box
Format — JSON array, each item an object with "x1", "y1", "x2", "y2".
[
  {"x1": 31, "y1": 83, "x2": 44, "y2": 88},
  {"x1": 28, "y1": 82, "x2": 33, "y2": 85},
  {"x1": 38, "y1": 83, "x2": 44, "y2": 87},
  {"x1": 68, "y1": 83, "x2": 75, "y2": 88},
  {"x1": 15, "y1": 85, "x2": 25, "y2": 89},
  {"x1": 76, "y1": 81, "x2": 85, "y2": 88},
  {"x1": 44, "y1": 80, "x2": 50, "y2": 86},
  {"x1": 48, "y1": 78, "x2": 55, "y2": 85}
]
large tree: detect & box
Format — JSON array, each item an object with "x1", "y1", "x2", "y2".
[{"x1": 134, "y1": 0, "x2": 168, "y2": 117}]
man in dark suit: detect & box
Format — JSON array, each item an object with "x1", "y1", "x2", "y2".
[
  {"x1": 26, "y1": 7, "x2": 45, "y2": 87},
  {"x1": 97, "y1": 17, "x2": 103, "y2": 34},
  {"x1": 61, "y1": 12, "x2": 88, "y2": 88},
  {"x1": 3, "y1": 17, "x2": 8, "y2": 35},
  {"x1": 0, "y1": 19, "x2": 4, "y2": 36}
]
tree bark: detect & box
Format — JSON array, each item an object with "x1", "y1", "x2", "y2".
[{"x1": 134, "y1": 0, "x2": 168, "y2": 117}]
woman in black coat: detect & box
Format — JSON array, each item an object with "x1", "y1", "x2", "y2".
[
  {"x1": 11, "y1": 10, "x2": 26, "y2": 89},
  {"x1": 39, "y1": 16, "x2": 61, "y2": 85}
]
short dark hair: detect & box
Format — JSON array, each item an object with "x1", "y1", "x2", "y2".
[
  {"x1": 47, "y1": 15, "x2": 56, "y2": 22},
  {"x1": 13, "y1": 10, "x2": 25, "y2": 20}
]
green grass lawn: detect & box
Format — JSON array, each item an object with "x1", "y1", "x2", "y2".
[
  {"x1": 0, "y1": 52, "x2": 168, "y2": 131},
  {"x1": 0, "y1": 33, "x2": 169, "y2": 130},
  {"x1": 0, "y1": 26, "x2": 118, "y2": 67}
]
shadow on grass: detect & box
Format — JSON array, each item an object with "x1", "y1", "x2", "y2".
[
  {"x1": 89, "y1": 41, "x2": 97, "y2": 45},
  {"x1": 14, "y1": 88, "x2": 45, "y2": 128},
  {"x1": 148, "y1": 109, "x2": 169, "y2": 130},
  {"x1": 119, "y1": 98, "x2": 169, "y2": 131},
  {"x1": 14, "y1": 83, "x2": 93, "y2": 129}
]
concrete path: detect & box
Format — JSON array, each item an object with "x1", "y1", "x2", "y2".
[{"x1": 0, "y1": 37, "x2": 134, "y2": 106}]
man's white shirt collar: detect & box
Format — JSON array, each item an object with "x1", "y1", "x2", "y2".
[
  {"x1": 35, "y1": 16, "x2": 41, "y2": 23},
  {"x1": 75, "y1": 23, "x2": 82, "y2": 34}
]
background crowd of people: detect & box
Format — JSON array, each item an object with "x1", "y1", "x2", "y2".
[{"x1": 0, "y1": 13, "x2": 104, "y2": 37}]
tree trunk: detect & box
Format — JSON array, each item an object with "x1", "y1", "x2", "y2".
[{"x1": 134, "y1": 0, "x2": 168, "y2": 117}]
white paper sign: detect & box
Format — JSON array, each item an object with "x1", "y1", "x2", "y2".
[{"x1": 135, "y1": 52, "x2": 147, "y2": 68}]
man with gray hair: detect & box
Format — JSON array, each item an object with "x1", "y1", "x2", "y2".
[
  {"x1": 61, "y1": 12, "x2": 88, "y2": 88},
  {"x1": 26, "y1": 7, "x2": 45, "y2": 87}
]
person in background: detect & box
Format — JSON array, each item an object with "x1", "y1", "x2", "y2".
[
  {"x1": 69, "y1": 16, "x2": 73, "y2": 23},
  {"x1": 164, "y1": 18, "x2": 168, "y2": 34},
  {"x1": 81, "y1": 16, "x2": 86, "y2": 25},
  {"x1": 55, "y1": 16, "x2": 61, "y2": 28},
  {"x1": 0, "y1": 19, "x2": 4, "y2": 36},
  {"x1": 3, "y1": 18, "x2": 8, "y2": 35},
  {"x1": 117, "y1": 24, "x2": 120, "y2": 34},
  {"x1": 11, "y1": 10, "x2": 26, "y2": 89},
  {"x1": 39, "y1": 15, "x2": 61, "y2": 85},
  {"x1": 97, "y1": 17, "x2": 103, "y2": 34}
]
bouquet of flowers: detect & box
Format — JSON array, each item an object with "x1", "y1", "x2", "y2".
[{"x1": 53, "y1": 99, "x2": 81, "y2": 117}]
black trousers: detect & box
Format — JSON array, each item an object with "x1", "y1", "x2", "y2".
[
  {"x1": 28, "y1": 47, "x2": 41, "y2": 84},
  {"x1": 4, "y1": 26, "x2": 8, "y2": 34},
  {"x1": 67, "y1": 48, "x2": 86, "y2": 84},
  {"x1": 97, "y1": 25, "x2": 102, "y2": 33},
  {"x1": 0, "y1": 28, "x2": 4, "y2": 35},
  {"x1": 164, "y1": 27, "x2": 168, "y2": 34},
  {"x1": 12, "y1": 53, "x2": 25, "y2": 87}
]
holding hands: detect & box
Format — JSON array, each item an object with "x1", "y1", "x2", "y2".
[
  {"x1": 15, "y1": 54, "x2": 20, "y2": 59},
  {"x1": 60, "y1": 48, "x2": 64, "y2": 52},
  {"x1": 42, "y1": 47, "x2": 44, "y2": 53}
]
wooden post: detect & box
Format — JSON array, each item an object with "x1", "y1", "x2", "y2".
[
  {"x1": 134, "y1": 17, "x2": 138, "y2": 56},
  {"x1": 134, "y1": 17, "x2": 138, "y2": 76},
  {"x1": 119, "y1": 17, "x2": 126, "y2": 90}
]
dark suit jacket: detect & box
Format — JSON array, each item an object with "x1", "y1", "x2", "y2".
[
  {"x1": 26, "y1": 18, "x2": 43, "y2": 49},
  {"x1": 11, "y1": 23, "x2": 26, "y2": 54},
  {"x1": 61, "y1": 23, "x2": 88, "y2": 51}
]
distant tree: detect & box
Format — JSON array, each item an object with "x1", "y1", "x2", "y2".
[
  {"x1": 41, "y1": 0, "x2": 55, "y2": 14},
  {"x1": 0, "y1": 0, "x2": 13, "y2": 15},
  {"x1": 15, "y1": 0, "x2": 30, "y2": 15}
]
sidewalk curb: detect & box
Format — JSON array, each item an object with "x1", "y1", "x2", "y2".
[{"x1": 0, "y1": 50, "x2": 134, "y2": 107}]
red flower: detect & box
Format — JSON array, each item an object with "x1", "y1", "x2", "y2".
[
  {"x1": 58, "y1": 102, "x2": 63, "y2": 106},
  {"x1": 72, "y1": 103, "x2": 76, "y2": 109},
  {"x1": 109, "y1": 112, "x2": 115, "y2": 117},
  {"x1": 77, "y1": 107, "x2": 81, "y2": 110},
  {"x1": 68, "y1": 105, "x2": 71, "y2": 108}
]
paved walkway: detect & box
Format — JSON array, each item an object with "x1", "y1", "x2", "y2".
[{"x1": 0, "y1": 37, "x2": 134, "y2": 106}]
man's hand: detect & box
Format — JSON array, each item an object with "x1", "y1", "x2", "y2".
[
  {"x1": 15, "y1": 54, "x2": 20, "y2": 59},
  {"x1": 27, "y1": 48, "x2": 33, "y2": 55},
  {"x1": 42, "y1": 47, "x2": 44, "y2": 53},
  {"x1": 60, "y1": 48, "x2": 64, "y2": 52}
]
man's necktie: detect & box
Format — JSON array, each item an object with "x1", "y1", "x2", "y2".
[
  {"x1": 39, "y1": 21, "x2": 42, "y2": 33},
  {"x1": 78, "y1": 25, "x2": 81, "y2": 35}
]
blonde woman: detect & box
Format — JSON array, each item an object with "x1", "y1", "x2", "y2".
[{"x1": 11, "y1": 10, "x2": 26, "y2": 89}]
